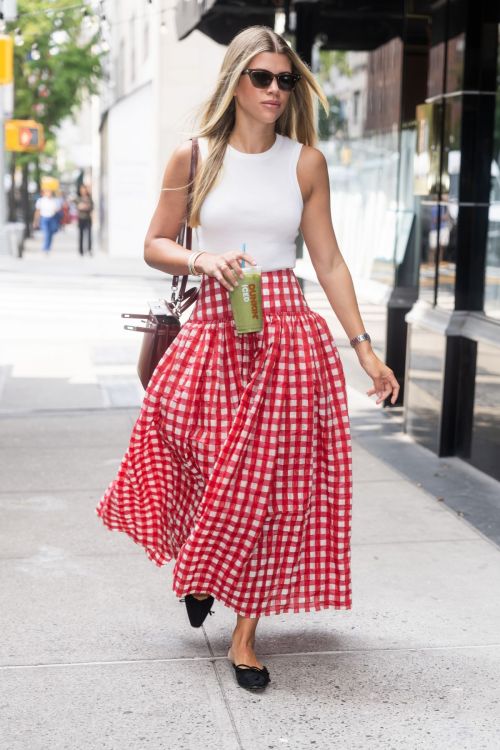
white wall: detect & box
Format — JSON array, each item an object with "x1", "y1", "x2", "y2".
[
  {"x1": 153, "y1": 12, "x2": 226, "y2": 188},
  {"x1": 107, "y1": 83, "x2": 154, "y2": 258}
]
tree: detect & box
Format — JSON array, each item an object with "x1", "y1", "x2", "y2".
[{"x1": 6, "y1": 0, "x2": 105, "y2": 229}]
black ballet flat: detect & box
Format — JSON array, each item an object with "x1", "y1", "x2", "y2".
[
  {"x1": 180, "y1": 594, "x2": 215, "y2": 628},
  {"x1": 232, "y1": 663, "x2": 271, "y2": 690}
]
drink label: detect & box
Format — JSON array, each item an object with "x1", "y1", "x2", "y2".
[{"x1": 229, "y1": 268, "x2": 263, "y2": 334}]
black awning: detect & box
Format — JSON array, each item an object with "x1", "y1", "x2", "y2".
[
  {"x1": 175, "y1": 0, "x2": 279, "y2": 45},
  {"x1": 175, "y1": 0, "x2": 217, "y2": 41},
  {"x1": 175, "y1": 1, "x2": 409, "y2": 50}
]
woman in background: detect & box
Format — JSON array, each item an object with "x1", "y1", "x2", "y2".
[{"x1": 76, "y1": 184, "x2": 94, "y2": 256}]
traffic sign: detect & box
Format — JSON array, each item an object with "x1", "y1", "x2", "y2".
[{"x1": 5, "y1": 119, "x2": 45, "y2": 152}]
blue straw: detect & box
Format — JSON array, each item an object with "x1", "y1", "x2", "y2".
[{"x1": 241, "y1": 243, "x2": 246, "y2": 268}]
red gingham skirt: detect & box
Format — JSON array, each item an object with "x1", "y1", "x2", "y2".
[{"x1": 96, "y1": 269, "x2": 352, "y2": 617}]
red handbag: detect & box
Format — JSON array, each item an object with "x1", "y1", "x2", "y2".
[{"x1": 122, "y1": 137, "x2": 200, "y2": 389}]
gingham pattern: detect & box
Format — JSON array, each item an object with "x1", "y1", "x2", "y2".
[{"x1": 96, "y1": 269, "x2": 352, "y2": 617}]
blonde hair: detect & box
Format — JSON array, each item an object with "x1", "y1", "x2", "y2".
[{"x1": 188, "y1": 25, "x2": 329, "y2": 227}]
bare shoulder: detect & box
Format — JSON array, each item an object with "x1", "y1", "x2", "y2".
[
  {"x1": 161, "y1": 139, "x2": 195, "y2": 190},
  {"x1": 297, "y1": 144, "x2": 328, "y2": 202}
]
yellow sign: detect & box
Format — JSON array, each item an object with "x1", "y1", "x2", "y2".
[
  {"x1": 41, "y1": 176, "x2": 60, "y2": 192},
  {"x1": 5, "y1": 120, "x2": 45, "y2": 152},
  {"x1": 0, "y1": 35, "x2": 14, "y2": 85}
]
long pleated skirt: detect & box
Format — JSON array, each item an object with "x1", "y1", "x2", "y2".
[{"x1": 96, "y1": 269, "x2": 352, "y2": 618}]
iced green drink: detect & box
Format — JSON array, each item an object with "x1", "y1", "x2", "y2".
[{"x1": 229, "y1": 265, "x2": 263, "y2": 334}]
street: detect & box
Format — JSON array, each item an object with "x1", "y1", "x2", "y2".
[{"x1": 1, "y1": 227, "x2": 500, "y2": 749}]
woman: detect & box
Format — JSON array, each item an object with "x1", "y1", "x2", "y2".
[
  {"x1": 76, "y1": 185, "x2": 94, "y2": 256},
  {"x1": 96, "y1": 26, "x2": 399, "y2": 691}
]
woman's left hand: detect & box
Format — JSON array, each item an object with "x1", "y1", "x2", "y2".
[{"x1": 357, "y1": 351, "x2": 400, "y2": 405}]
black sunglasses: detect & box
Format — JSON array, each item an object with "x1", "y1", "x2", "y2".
[{"x1": 241, "y1": 68, "x2": 301, "y2": 92}]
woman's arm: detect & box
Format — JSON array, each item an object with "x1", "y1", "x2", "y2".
[
  {"x1": 298, "y1": 146, "x2": 400, "y2": 405},
  {"x1": 144, "y1": 140, "x2": 200, "y2": 275},
  {"x1": 143, "y1": 140, "x2": 256, "y2": 286}
]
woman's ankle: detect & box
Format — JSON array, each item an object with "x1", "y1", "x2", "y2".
[{"x1": 231, "y1": 629, "x2": 256, "y2": 647}]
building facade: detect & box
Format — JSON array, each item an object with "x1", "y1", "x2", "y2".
[
  {"x1": 98, "y1": 0, "x2": 225, "y2": 257},
  {"x1": 403, "y1": 2, "x2": 500, "y2": 481}
]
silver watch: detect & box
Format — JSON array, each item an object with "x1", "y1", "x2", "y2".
[{"x1": 350, "y1": 332, "x2": 371, "y2": 348}]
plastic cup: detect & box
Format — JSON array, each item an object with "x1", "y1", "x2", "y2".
[{"x1": 229, "y1": 265, "x2": 263, "y2": 334}]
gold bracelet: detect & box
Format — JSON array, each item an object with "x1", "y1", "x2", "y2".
[
  {"x1": 193, "y1": 251, "x2": 205, "y2": 275},
  {"x1": 188, "y1": 250, "x2": 205, "y2": 276}
]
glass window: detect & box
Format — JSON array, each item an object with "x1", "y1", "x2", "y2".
[
  {"x1": 316, "y1": 41, "x2": 402, "y2": 290},
  {"x1": 484, "y1": 24, "x2": 500, "y2": 319},
  {"x1": 414, "y1": 31, "x2": 465, "y2": 312}
]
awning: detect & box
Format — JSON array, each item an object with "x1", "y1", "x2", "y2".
[
  {"x1": 175, "y1": 0, "x2": 407, "y2": 51},
  {"x1": 175, "y1": 0, "x2": 279, "y2": 45}
]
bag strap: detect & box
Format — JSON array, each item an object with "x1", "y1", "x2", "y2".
[{"x1": 170, "y1": 137, "x2": 199, "y2": 303}]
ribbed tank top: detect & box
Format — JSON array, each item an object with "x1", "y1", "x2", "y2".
[{"x1": 195, "y1": 133, "x2": 304, "y2": 272}]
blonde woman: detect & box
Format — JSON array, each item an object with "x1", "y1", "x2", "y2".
[{"x1": 97, "y1": 25, "x2": 399, "y2": 691}]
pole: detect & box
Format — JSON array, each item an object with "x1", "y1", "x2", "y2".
[
  {"x1": 0, "y1": 1, "x2": 18, "y2": 252},
  {"x1": 0, "y1": 84, "x2": 8, "y2": 253}
]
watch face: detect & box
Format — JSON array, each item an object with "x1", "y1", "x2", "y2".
[{"x1": 351, "y1": 333, "x2": 370, "y2": 346}]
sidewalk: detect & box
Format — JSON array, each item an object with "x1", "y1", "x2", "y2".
[{"x1": 1, "y1": 228, "x2": 499, "y2": 749}]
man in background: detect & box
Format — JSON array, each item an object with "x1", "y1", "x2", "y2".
[{"x1": 33, "y1": 189, "x2": 61, "y2": 254}]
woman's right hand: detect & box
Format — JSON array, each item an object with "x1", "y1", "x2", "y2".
[{"x1": 197, "y1": 251, "x2": 257, "y2": 291}]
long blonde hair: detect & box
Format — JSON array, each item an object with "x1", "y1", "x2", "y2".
[{"x1": 188, "y1": 25, "x2": 329, "y2": 227}]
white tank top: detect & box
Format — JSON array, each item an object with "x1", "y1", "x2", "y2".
[{"x1": 195, "y1": 133, "x2": 304, "y2": 272}]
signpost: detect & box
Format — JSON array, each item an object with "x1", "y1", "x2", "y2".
[
  {"x1": 0, "y1": 4, "x2": 44, "y2": 254},
  {"x1": 0, "y1": 32, "x2": 13, "y2": 253}
]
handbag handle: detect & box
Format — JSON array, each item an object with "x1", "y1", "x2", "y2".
[
  {"x1": 170, "y1": 137, "x2": 199, "y2": 309},
  {"x1": 122, "y1": 313, "x2": 151, "y2": 321},
  {"x1": 124, "y1": 324, "x2": 173, "y2": 335}
]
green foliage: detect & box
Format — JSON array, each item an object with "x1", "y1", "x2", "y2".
[
  {"x1": 318, "y1": 96, "x2": 343, "y2": 140},
  {"x1": 317, "y1": 50, "x2": 351, "y2": 83},
  {"x1": 7, "y1": 0, "x2": 105, "y2": 139},
  {"x1": 317, "y1": 50, "x2": 351, "y2": 140}
]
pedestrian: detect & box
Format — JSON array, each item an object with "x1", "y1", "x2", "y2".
[
  {"x1": 96, "y1": 25, "x2": 400, "y2": 691},
  {"x1": 33, "y1": 189, "x2": 60, "y2": 253},
  {"x1": 76, "y1": 184, "x2": 93, "y2": 255}
]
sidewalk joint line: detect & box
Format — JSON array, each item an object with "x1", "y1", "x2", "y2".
[
  {"x1": 2, "y1": 642, "x2": 499, "y2": 671},
  {"x1": 202, "y1": 624, "x2": 245, "y2": 750}
]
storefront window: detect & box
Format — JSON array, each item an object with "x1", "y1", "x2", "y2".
[
  {"x1": 316, "y1": 41, "x2": 402, "y2": 292},
  {"x1": 484, "y1": 24, "x2": 500, "y2": 319},
  {"x1": 414, "y1": 32, "x2": 465, "y2": 311}
]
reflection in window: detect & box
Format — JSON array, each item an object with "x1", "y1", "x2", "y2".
[
  {"x1": 413, "y1": 95, "x2": 461, "y2": 310},
  {"x1": 316, "y1": 43, "x2": 402, "y2": 290},
  {"x1": 485, "y1": 74, "x2": 500, "y2": 319},
  {"x1": 469, "y1": 340, "x2": 500, "y2": 479}
]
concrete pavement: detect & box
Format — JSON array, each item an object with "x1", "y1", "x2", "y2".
[{"x1": 1, "y1": 228, "x2": 500, "y2": 749}]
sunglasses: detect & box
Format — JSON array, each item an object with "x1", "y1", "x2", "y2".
[{"x1": 241, "y1": 68, "x2": 301, "y2": 92}]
